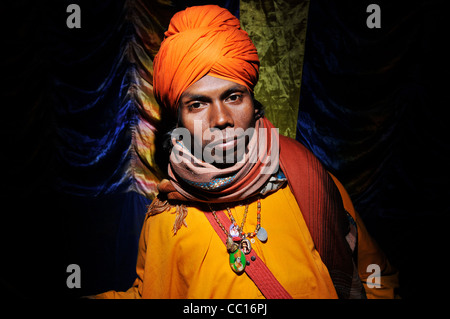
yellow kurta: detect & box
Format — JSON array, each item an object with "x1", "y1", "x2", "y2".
[{"x1": 94, "y1": 182, "x2": 398, "y2": 299}]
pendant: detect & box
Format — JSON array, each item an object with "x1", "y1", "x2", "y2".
[
  {"x1": 229, "y1": 224, "x2": 241, "y2": 241},
  {"x1": 226, "y1": 236, "x2": 239, "y2": 253},
  {"x1": 240, "y1": 238, "x2": 251, "y2": 254},
  {"x1": 229, "y1": 249, "x2": 246, "y2": 273},
  {"x1": 256, "y1": 227, "x2": 268, "y2": 242}
]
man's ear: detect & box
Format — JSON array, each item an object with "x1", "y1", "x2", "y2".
[{"x1": 252, "y1": 98, "x2": 264, "y2": 120}]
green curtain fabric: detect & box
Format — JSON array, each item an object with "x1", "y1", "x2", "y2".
[{"x1": 240, "y1": 0, "x2": 310, "y2": 138}]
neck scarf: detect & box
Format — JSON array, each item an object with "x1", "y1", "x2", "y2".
[{"x1": 161, "y1": 117, "x2": 279, "y2": 204}]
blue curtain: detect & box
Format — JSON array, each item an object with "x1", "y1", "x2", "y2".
[{"x1": 298, "y1": 0, "x2": 448, "y2": 298}]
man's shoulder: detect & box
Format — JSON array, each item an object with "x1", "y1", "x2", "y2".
[
  {"x1": 278, "y1": 134, "x2": 332, "y2": 196},
  {"x1": 278, "y1": 134, "x2": 318, "y2": 165}
]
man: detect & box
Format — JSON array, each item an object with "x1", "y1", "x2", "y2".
[{"x1": 94, "y1": 5, "x2": 398, "y2": 299}]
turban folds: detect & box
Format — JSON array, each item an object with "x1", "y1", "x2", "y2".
[{"x1": 153, "y1": 5, "x2": 260, "y2": 116}]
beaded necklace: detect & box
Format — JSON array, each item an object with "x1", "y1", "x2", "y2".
[{"x1": 209, "y1": 199, "x2": 268, "y2": 274}]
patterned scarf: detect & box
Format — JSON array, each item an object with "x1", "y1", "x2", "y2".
[{"x1": 164, "y1": 117, "x2": 280, "y2": 204}]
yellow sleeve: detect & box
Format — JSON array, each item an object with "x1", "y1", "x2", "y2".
[
  {"x1": 90, "y1": 213, "x2": 152, "y2": 299},
  {"x1": 329, "y1": 174, "x2": 399, "y2": 299}
]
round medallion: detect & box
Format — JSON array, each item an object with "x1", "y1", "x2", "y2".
[{"x1": 229, "y1": 224, "x2": 240, "y2": 240}]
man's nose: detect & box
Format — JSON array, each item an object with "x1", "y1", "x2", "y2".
[{"x1": 210, "y1": 101, "x2": 234, "y2": 130}]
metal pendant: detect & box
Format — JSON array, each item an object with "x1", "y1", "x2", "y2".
[
  {"x1": 256, "y1": 227, "x2": 268, "y2": 242},
  {"x1": 226, "y1": 235, "x2": 239, "y2": 253}
]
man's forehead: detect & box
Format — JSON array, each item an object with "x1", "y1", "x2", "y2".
[{"x1": 180, "y1": 75, "x2": 248, "y2": 99}]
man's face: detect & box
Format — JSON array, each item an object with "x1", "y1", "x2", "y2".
[{"x1": 178, "y1": 75, "x2": 257, "y2": 167}]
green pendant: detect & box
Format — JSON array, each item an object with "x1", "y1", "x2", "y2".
[{"x1": 229, "y1": 249, "x2": 246, "y2": 273}]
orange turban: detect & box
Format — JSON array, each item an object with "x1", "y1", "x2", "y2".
[{"x1": 153, "y1": 5, "x2": 260, "y2": 117}]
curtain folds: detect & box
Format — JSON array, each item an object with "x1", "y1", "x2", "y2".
[
  {"x1": 50, "y1": 0, "x2": 172, "y2": 198},
  {"x1": 297, "y1": 0, "x2": 448, "y2": 220},
  {"x1": 241, "y1": 0, "x2": 309, "y2": 138}
]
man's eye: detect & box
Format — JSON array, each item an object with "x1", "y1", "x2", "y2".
[
  {"x1": 189, "y1": 102, "x2": 202, "y2": 109},
  {"x1": 227, "y1": 94, "x2": 242, "y2": 102}
]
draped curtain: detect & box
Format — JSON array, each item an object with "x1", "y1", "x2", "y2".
[
  {"x1": 299, "y1": 0, "x2": 449, "y2": 219},
  {"x1": 298, "y1": 0, "x2": 448, "y2": 298},
  {"x1": 1, "y1": 0, "x2": 447, "y2": 298}
]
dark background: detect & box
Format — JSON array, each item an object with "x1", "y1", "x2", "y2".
[{"x1": 0, "y1": 0, "x2": 447, "y2": 299}]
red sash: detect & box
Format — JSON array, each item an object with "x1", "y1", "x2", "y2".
[{"x1": 278, "y1": 135, "x2": 365, "y2": 299}]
